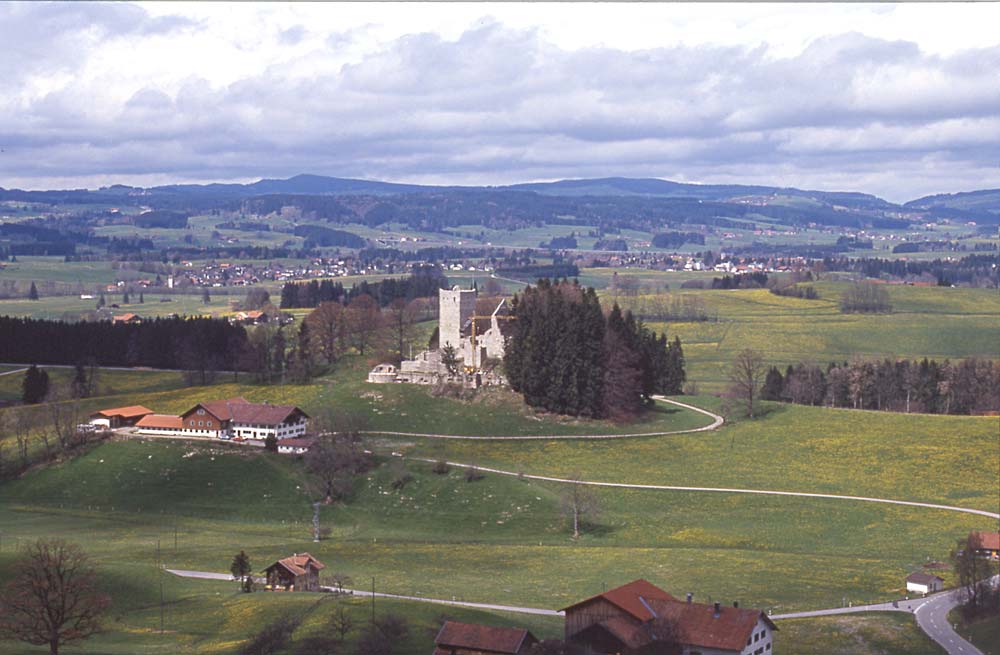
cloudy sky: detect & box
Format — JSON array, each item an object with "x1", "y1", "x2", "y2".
[{"x1": 1, "y1": 2, "x2": 999, "y2": 202}]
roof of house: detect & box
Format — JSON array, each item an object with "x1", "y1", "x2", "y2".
[
  {"x1": 267, "y1": 553, "x2": 325, "y2": 577},
  {"x1": 91, "y1": 405, "x2": 154, "y2": 419},
  {"x1": 186, "y1": 398, "x2": 307, "y2": 425},
  {"x1": 971, "y1": 531, "x2": 1000, "y2": 551},
  {"x1": 135, "y1": 414, "x2": 184, "y2": 429},
  {"x1": 276, "y1": 437, "x2": 316, "y2": 449},
  {"x1": 560, "y1": 579, "x2": 677, "y2": 621},
  {"x1": 113, "y1": 313, "x2": 140, "y2": 322},
  {"x1": 646, "y1": 598, "x2": 776, "y2": 653},
  {"x1": 906, "y1": 572, "x2": 944, "y2": 585},
  {"x1": 434, "y1": 621, "x2": 536, "y2": 655}
]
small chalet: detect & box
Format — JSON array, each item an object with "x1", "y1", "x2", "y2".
[
  {"x1": 89, "y1": 405, "x2": 154, "y2": 428},
  {"x1": 905, "y1": 572, "x2": 944, "y2": 595},
  {"x1": 969, "y1": 531, "x2": 1000, "y2": 561},
  {"x1": 562, "y1": 580, "x2": 777, "y2": 655},
  {"x1": 263, "y1": 553, "x2": 325, "y2": 592},
  {"x1": 434, "y1": 621, "x2": 538, "y2": 655}
]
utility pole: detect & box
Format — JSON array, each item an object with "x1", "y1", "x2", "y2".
[{"x1": 371, "y1": 576, "x2": 376, "y2": 625}]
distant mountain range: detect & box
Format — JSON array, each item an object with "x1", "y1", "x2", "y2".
[{"x1": 2, "y1": 174, "x2": 999, "y2": 226}]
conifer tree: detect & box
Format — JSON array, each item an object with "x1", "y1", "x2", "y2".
[{"x1": 27, "y1": 282, "x2": 39, "y2": 301}]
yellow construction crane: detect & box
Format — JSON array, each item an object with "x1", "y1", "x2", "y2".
[{"x1": 466, "y1": 313, "x2": 516, "y2": 371}]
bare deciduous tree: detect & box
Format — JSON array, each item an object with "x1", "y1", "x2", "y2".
[
  {"x1": 560, "y1": 475, "x2": 600, "y2": 539},
  {"x1": 0, "y1": 539, "x2": 111, "y2": 655},
  {"x1": 344, "y1": 294, "x2": 381, "y2": 356},
  {"x1": 305, "y1": 301, "x2": 346, "y2": 365},
  {"x1": 728, "y1": 349, "x2": 768, "y2": 418}
]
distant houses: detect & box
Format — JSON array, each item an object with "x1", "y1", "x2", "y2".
[{"x1": 93, "y1": 397, "x2": 309, "y2": 442}]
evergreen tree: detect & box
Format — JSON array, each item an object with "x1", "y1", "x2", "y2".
[
  {"x1": 138, "y1": 292, "x2": 144, "y2": 304},
  {"x1": 21, "y1": 365, "x2": 49, "y2": 404},
  {"x1": 27, "y1": 282, "x2": 39, "y2": 301},
  {"x1": 97, "y1": 293, "x2": 105, "y2": 309},
  {"x1": 202, "y1": 287, "x2": 211, "y2": 304},
  {"x1": 123, "y1": 290, "x2": 130, "y2": 304},
  {"x1": 762, "y1": 366, "x2": 785, "y2": 401}
]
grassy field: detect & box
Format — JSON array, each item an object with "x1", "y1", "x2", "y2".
[
  {"x1": 0, "y1": 293, "x2": 243, "y2": 320},
  {"x1": 0, "y1": 433, "x2": 980, "y2": 654},
  {"x1": 596, "y1": 279, "x2": 1000, "y2": 391},
  {"x1": 0, "y1": 367, "x2": 189, "y2": 403}
]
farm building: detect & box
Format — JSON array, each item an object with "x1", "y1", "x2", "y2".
[
  {"x1": 433, "y1": 620, "x2": 538, "y2": 655},
  {"x1": 905, "y1": 572, "x2": 944, "y2": 595},
  {"x1": 276, "y1": 437, "x2": 315, "y2": 454},
  {"x1": 969, "y1": 531, "x2": 1000, "y2": 560},
  {"x1": 112, "y1": 312, "x2": 141, "y2": 324},
  {"x1": 89, "y1": 405, "x2": 154, "y2": 428},
  {"x1": 132, "y1": 397, "x2": 308, "y2": 440},
  {"x1": 561, "y1": 579, "x2": 777, "y2": 655},
  {"x1": 263, "y1": 553, "x2": 325, "y2": 592}
]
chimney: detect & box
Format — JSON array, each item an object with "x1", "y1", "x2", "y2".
[
  {"x1": 733, "y1": 601, "x2": 739, "y2": 608},
  {"x1": 686, "y1": 592, "x2": 693, "y2": 603},
  {"x1": 713, "y1": 602, "x2": 721, "y2": 617}
]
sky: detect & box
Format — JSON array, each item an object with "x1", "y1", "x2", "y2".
[{"x1": 1, "y1": 2, "x2": 999, "y2": 202}]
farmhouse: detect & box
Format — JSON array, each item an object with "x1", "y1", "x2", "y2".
[
  {"x1": 969, "y1": 531, "x2": 1000, "y2": 560},
  {"x1": 905, "y1": 572, "x2": 943, "y2": 595},
  {"x1": 112, "y1": 312, "x2": 141, "y2": 324},
  {"x1": 562, "y1": 580, "x2": 777, "y2": 655},
  {"x1": 89, "y1": 405, "x2": 153, "y2": 428},
  {"x1": 263, "y1": 552, "x2": 325, "y2": 592},
  {"x1": 133, "y1": 397, "x2": 308, "y2": 440},
  {"x1": 433, "y1": 621, "x2": 538, "y2": 655}
]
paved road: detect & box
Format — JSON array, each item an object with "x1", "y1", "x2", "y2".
[
  {"x1": 167, "y1": 568, "x2": 990, "y2": 654},
  {"x1": 406, "y1": 456, "x2": 1000, "y2": 520},
  {"x1": 0, "y1": 367, "x2": 27, "y2": 377},
  {"x1": 166, "y1": 569, "x2": 560, "y2": 616}
]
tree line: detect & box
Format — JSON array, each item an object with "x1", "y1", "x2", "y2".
[
  {"x1": 504, "y1": 280, "x2": 685, "y2": 421},
  {"x1": 279, "y1": 268, "x2": 447, "y2": 309},
  {"x1": 761, "y1": 356, "x2": 1000, "y2": 415},
  {"x1": 0, "y1": 316, "x2": 247, "y2": 371}
]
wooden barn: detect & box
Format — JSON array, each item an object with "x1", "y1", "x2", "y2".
[
  {"x1": 433, "y1": 621, "x2": 538, "y2": 655},
  {"x1": 263, "y1": 553, "x2": 325, "y2": 592}
]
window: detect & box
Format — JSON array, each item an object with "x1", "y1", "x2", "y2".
[
  {"x1": 755, "y1": 633, "x2": 759, "y2": 642},
  {"x1": 207, "y1": 421, "x2": 212, "y2": 427},
  {"x1": 198, "y1": 420, "x2": 204, "y2": 427},
  {"x1": 766, "y1": 644, "x2": 771, "y2": 651},
  {"x1": 197, "y1": 409, "x2": 205, "y2": 415},
  {"x1": 189, "y1": 420, "x2": 195, "y2": 427}
]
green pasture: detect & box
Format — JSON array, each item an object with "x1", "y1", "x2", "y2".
[
  {"x1": 0, "y1": 293, "x2": 241, "y2": 320},
  {"x1": 402, "y1": 398, "x2": 999, "y2": 512},
  {"x1": 0, "y1": 366, "x2": 187, "y2": 403},
  {"x1": 778, "y1": 613, "x2": 944, "y2": 655},
  {"x1": 597, "y1": 281, "x2": 1000, "y2": 390}
]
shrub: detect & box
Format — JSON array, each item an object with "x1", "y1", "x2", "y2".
[
  {"x1": 432, "y1": 459, "x2": 450, "y2": 475},
  {"x1": 464, "y1": 466, "x2": 484, "y2": 482}
]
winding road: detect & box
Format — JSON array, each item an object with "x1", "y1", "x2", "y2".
[{"x1": 359, "y1": 396, "x2": 723, "y2": 440}]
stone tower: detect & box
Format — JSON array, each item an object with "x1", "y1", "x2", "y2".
[{"x1": 439, "y1": 285, "x2": 476, "y2": 355}]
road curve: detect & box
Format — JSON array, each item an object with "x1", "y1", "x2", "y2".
[
  {"x1": 404, "y1": 457, "x2": 1000, "y2": 520},
  {"x1": 359, "y1": 397, "x2": 723, "y2": 440}
]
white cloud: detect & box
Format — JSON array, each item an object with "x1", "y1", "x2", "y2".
[{"x1": 1, "y1": 2, "x2": 999, "y2": 201}]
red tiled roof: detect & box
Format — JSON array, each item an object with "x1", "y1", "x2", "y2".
[
  {"x1": 561, "y1": 579, "x2": 677, "y2": 621},
  {"x1": 646, "y1": 598, "x2": 775, "y2": 653},
  {"x1": 906, "y1": 572, "x2": 943, "y2": 585},
  {"x1": 135, "y1": 414, "x2": 183, "y2": 429},
  {"x1": 184, "y1": 398, "x2": 307, "y2": 426},
  {"x1": 971, "y1": 531, "x2": 1000, "y2": 551},
  {"x1": 277, "y1": 437, "x2": 315, "y2": 448},
  {"x1": 434, "y1": 621, "x2": 535, "y2": 654},
  {"x1": 91, "y1": 405, "x2": 154, "y2": 419},
  {"x1": 270, "y1": 553, "x2": 325, "y2": 577}
]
